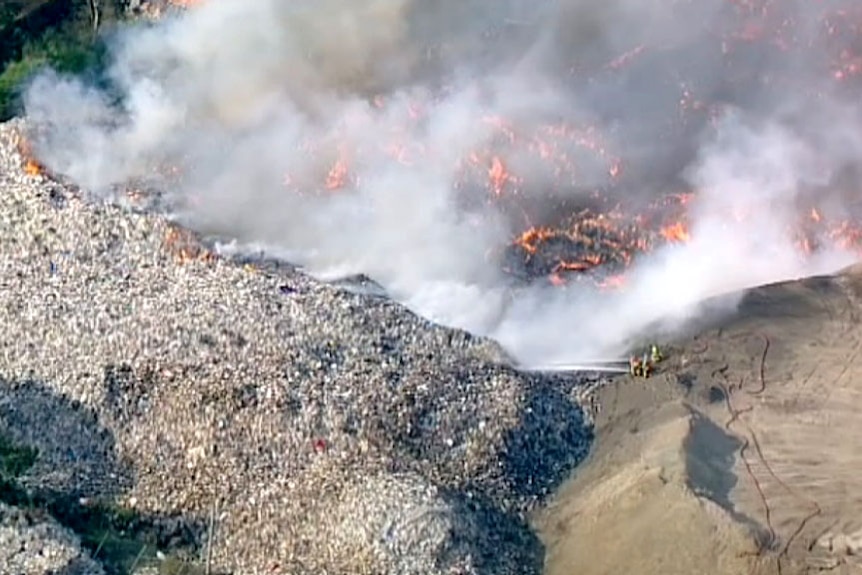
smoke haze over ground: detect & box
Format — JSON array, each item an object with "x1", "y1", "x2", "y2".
[{"x1": 21, "y1": 0, "x2": 862, "y2": 364}]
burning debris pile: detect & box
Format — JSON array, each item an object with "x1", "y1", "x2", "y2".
[
  {"x1": 18, "y1": 0, "x2": 862, "y2": 359},
  {"x1": 164, "y1": 0, "x2": 862, "y2": 291},
  {"x1": 477, "y1": 0, "x2": 862, "y2": 288},
  {"x1": 16, "y1": 137, "x2": 44, "y2": 178},
  {"x1": 506, "y1": 210, "x2": 644, "y2": 289},
  {"x1": 479, "y1": 0, "x2": 862, "y2": 289},
  {"x1": 503, "y1": 195, "x2": 692, "y2": 288},
  {"x1": 502, "y1": 194, "x2": 862, "y2": 289}
]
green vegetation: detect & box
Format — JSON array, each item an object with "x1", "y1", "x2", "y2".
[
  {"x1": 0, "y1": 433, "x2": 210, "y2": 575},
  {"x1": 0, "y1": 0, "x2": 126, "y2": 120},
  {"x1": 0, "y1": 434, "x2": 38, "y2": 479}
]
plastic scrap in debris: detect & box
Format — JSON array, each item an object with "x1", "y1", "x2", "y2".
[{"x1": 312, "y1": 438, "x2": 327, "y2": 453}]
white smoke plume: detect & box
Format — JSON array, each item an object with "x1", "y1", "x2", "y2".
[{"x1": 21, "y1": 0, "x2": 862, "y2": 365}]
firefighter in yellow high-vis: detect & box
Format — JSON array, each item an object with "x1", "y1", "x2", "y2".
[
  {"x1": 630, "y1": 356, "x2": 643, "y2": 377},
  {"x1": 641, "y1": 352, "x2": 652, "y2": 378}
]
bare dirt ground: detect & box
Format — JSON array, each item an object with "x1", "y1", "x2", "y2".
[{"x1": 536, "y1": 263, "x2": 862, "y2": 575}]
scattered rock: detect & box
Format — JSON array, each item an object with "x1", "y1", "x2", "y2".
[{"x1": 817, "y1": 530, "x2": 862, "y2": 556}]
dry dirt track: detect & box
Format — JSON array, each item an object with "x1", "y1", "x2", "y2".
[{"x1": 536, "y1": 263, "x2": 862, "y2": 575}]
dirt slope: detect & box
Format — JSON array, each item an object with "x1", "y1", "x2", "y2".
[{"x1": 537, "y1": 264, "x2": 862, "y2": 575}]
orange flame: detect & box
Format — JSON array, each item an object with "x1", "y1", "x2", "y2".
[
  {"x1": 810, "y1": 207, "x2": 822, "y2": 222},
  {"x1": 513, "y1": 227, "x2": 556, "y2": 255},
  {"x1": 659, "y1": 222, "x2": 691, "y2": 243},
  {"x1": 488, "y1": 156, "x2": 519, "y2": 196},
  {"x1": 325, "y1": 157, "x2": 349, "y2": 191},
  {"x1": 17, "y1": 137, "x2": 45, "y2": 176},
  {"x1": 163, "y1": 226, "x2": 216, "y2": 265},
  {"x1": 24, "y1": 159, "x2": 43, "y2": 176},
  {"x1": 597, "y1": 274, "x2": 627, "y2": 290},
  {"x1": 554, "y1": 260, "x2": 594, "y2": 273}
]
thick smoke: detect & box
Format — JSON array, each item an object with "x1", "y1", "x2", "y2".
[{"x1": 21, "y1": 0, "x2": 862, "y2": 365}]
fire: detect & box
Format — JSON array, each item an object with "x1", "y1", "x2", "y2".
[
  {"x1": 607, "y1": 45, "x2": 646, "y2": 70},
  {"x1": 16, "y1": 137, "x2": 45, "y2": 176},
  {"x1": 325, "y1": 157, "x2": 350, "y2": 191},
  {"x1": 659, "y1": 222, "x2": 691, "y2": 243},
  {"x1": 163, "y1": 226, "x2": 216, "y2": 265},
  {"x1": 597, "y1": 274, "x2": 627, "y2": 290},
  {"x1": 810, "y1": 207, "x2": 822, "y2": 223},
  {"x1": 554, "y1": 259, "x2": 601, "y2": 273},
  {"x1": 513, "y1": 227, "x2": 554, "y2": 255},
  {"x1": 24, "y1": 159, "x2": 43, "y2": 176},
  {"x1": 505, "y1": 206, "x2": 665, "y2": 289},
  {"x1": 826, "y1": 220, "x2": 862, "y2": 250},
  {"x1": 504, "y1": 194, "x2": 862, "y2": 291},
  {"x1": 33, "y1": 0, "x2": 862, "y2": 293},
  {"x1": 488, "y1": 156, "x2": 512, "y2": 196}
]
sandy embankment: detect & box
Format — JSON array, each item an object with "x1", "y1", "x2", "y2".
[{"x1": 538, "y1": 266, "x2": 862, "y2": 575}]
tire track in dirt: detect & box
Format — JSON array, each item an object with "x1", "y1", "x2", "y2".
[{"x1": 714, "y1": 330, "x2": 825, "y2": 575}]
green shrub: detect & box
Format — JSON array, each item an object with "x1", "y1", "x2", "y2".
[
  {"x1": 0, "y1": 54, "x2": 47, "y2": 119},
  {"x1": 0, "y1": 434, "x2": 38, "y2": 479},
  {"x1": 0, "y1": 2, "x2": 120, "y2": 121}
]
